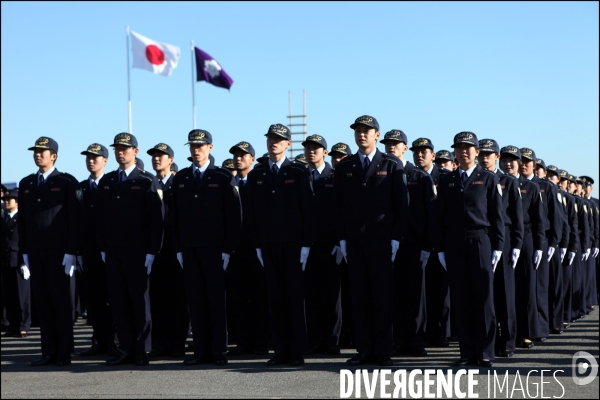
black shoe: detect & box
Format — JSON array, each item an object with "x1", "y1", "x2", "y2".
[
  {"x1": 56, "y1": 355, "x2": 72, "y2": 366},
  {"x1": 346, "y1": 353, "x2": 370, "y2": 366},
  {"x1": 517, "y1": 340, "x2": 534, "y2": 349},
  {"x1": 107, "y1": 343, "x2": 121, "y2": 357},
  {"x1": 2, "y1": 331, "x2": 18, "y2": 337},
  {"x1": 148, "y1": 347, "x2": 168, "y2": 358},
  {"x1": 228, "y1": 346, "x2": 251, "y2": 356},
  {"x1": 412, "y1": 347, "x2": 428, "y2": 357},
  {"x1": 326, "y1": 346, "x2": 341, "y2": 356},
  {"x1": 106, "y1": 351, "x2": 134, "y2": 366},
  {"x1": 550, "y1": 328, "x2": 563, "y2": 335},
  {"x1": 496, "y1": 350, "x2": 514, "y2": 357},
  {"x1": 266, "y1": 354, "x2": 288, "y2": 366},
  {"x1": 478, "y1": 359, "x2": 493, "y2": 368},
  {"x1": 532, "y1": 337, "x2": 546, "y2": 342},
  {"x1": 31, "y1": 355, "x2": 57, "y2": 366},
  {"x1": 254, "y1": 348, "x2": 269, "y2": 356},
  {"x1": 80, "y1": 343, "x2": 107, "y2": 357},
  {"x1": 136, "y1": 352, "x2": 150, "y2": 366},
  {"x1": 170, "y1": 349, "x2": 185, "y2": 358},
  {"x1": 563, "y1": 323, "x2": 571, "y2": 330},
  {"x1": 183, "y1": 354, "x2": 211, "y2": 366},
  {"x1": 213, "y1": 354, "x2": 228, "y2": 366},
  {"x1": 377, "y1": 355, "x2": 393, "y2": 366},
  {"x1": 290, "y1": 354, "x2": 305, "y2": 366}
]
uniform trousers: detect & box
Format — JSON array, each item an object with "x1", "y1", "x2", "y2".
[
  {"x1": 515, "y1": 228, "x2": 538, "y2": 340},
  {"x1": 347, "y1": 237, "x2": 394, "y2": 357},
  {"x1": 182, "y1": 247, "x2": 227, "y2": 356},
  {"x1": 105, "y1": 247, "x2": 151, "y2": 356},
  {"x1": 227, "y1": 245, "x2": 270, "y2": 351},
  {"x1": 548, "y1": 245, "x2": 564, "y2": 330},
  {"x1": 149, "y1": 251, "x2": 189, "y2": 353},
  {"x1": 534, "y1": 238, "x2": 550, "y2": 338},
  {"x1": 393, "y1": 243, "x2": 426, "y2": 349},
  {"x1": 584, "y1": 255, "x2": 597, "y2": 310},
  {"x1": 561, "y1": 253, "x2": 574, "y2": 324},
  {"x1": 304, "y1": 241, "x2": 342, "y2": 350},
  {"x1": 571, "y1": 255, "x2": 584, "y2": 319},
  {"x1": 29, "y1": 249, "x2": 74, "y2": 357},
  {"x1": 83, "y1": 249, "x2": 116, "y2": 347},
  {"x1": 446, "y1": 230, "x2": 496, "y2": 361},
  {"x1": 425, "y1": 255, "x2": 451, "y2": 343},
  {"x1": 494, "y1": 226, "x2": 517, "y2": 353},
  {"x1": 339, "y1": 260, "x2": 354, "y2": 347},
  {"x1": 1, "y1": 267, "x2": 31, "y2": 333},
  {"x1": 261, "y1": 241, "x2": 308, "y2": 356}
]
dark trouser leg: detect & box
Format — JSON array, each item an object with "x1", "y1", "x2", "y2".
[
  {"x1": 425, "y1": 255, "x2": 450, "y2": 344},
  {"x1": 495, "y1": 227, "x2": 517, "y2": 352},
  {"x1": 571, "y1": 256, "x2": 583, "y2": 320},
  {"x1": 395, "y1": 244, "x2": 426, "y2": 349},
  {"x1": 2, "y1": 267, "x2": 30, "y2": 333},
  {"x1": 562, "y1": 255, "x2": 573, "y2": 324},
  {"x1": 83, "y1": 249, "x2": 115, "y2": 347},
  {"x1": 248, "y1": 249, "x2": 271, "y2": 350},
  {"x1": 585, "y1": 256, "x2": 597, "y2": 309},
  {"x1": 170, "y1": 258, "x2": 190, "y2": 353},
  {"x1": 534, "y1": 239, "x2": 550, "y2": 338},
  {"x1": 515, "y1": 231, "x2": 538, "y2": 340},
  {"x1": 149, "y1": 252, "x2": 171, "y2": 350},
  {"x1": 339, "y1": 260, "x2": 353, "y2": 347},
  {"x1": 228, "y1": 250, "x2": 253, "y2": 349},
  {"x1": 548, "y1": 247, "x2": 564, "y2": 330}
]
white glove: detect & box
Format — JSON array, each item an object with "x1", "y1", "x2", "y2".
[
  {"x1": 256, "y1": 248, "x2": 264, "y2": 267},
  {"x1": 534, "y1": 250, "x2": 543, "y2": 270},
  {"x1": 101, "y1": 252, "x2": 106, "y2": 263},
  {"x1": 560, "y1": 248, "x2": 567, "y2": 263},
  {"x1": 62, "y1": 254, "x2": 76, "y2": 277},
  {"x1": 511, "y1": 248, "x2": 521, "y2": 269},
  {"x1": 420, "y1": 251, "x2": 430, "y2": 269},
  {"x1": 177, "y1": 252, "x2": 184, "y2": 269},
  {"x1": 582, "y1": 248, "x2": 591, "y2": 261},
  {"x1": 391, "y1": 240, "x2": 400, "y2": 262},
  {"x1": 222, "y1": 253, "x2": 230, "y2": 271},
  {"x1": 568, "y1": 252, "x2": 576, "y2": 265},
  {"x1": 438, "y1": 252, "x2": 447, "y2": 270},
  {"x1": 20, "y1": 266, "x2": 30, "y2": 280},
  {"x1": 547, "y1": 246, "x2": 556, "y2": 262},
  {"x1": 144, "y1": 254, "x2": 155, "y2": 275},
  {"x1": 23, "y1": 254, "x2": 30, "y2": 268},
  {"x1": 76, "y1": 256, "x2": 84, "y2": 272},
  {"x1": 300, "y1": 247, "x2": 310, "y2": 271},
  {"x1": 339, "y1": 240, "x2": 348, "y2": 263},
  {"x1": 593, "y1": 248, "x2": 599, "y2": 258},
  {"x1": 331, "y1": 246, "x2": 343, "y2": 265},
  {"x1": 491, "y1": 250, "x2": 502, "y2": 272}
]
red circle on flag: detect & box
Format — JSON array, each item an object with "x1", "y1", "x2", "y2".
[{"x1": 146, "y1": 45, "x2": 165, "y2": 65}]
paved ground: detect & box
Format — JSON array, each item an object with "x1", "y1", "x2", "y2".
[{"x1": 2, "y1": 309, "x2": 598, "y2": 399}]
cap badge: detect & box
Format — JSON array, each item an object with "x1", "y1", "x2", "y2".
[{"x1": 156, "y1": 144, "x2": 168, "y2": 150}]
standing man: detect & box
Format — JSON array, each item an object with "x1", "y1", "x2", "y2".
[
  {"x1": 335, "y1": 115, "x2": 409, "y2": 366},
  {"x1": 302, "y1": 134, "x2": 343, "y2": 356},
  {"x1": 147, "y1": 143, "x2": 189, "y2": 358},
  {"x1": 580, "y1": 176, "x2": 598, "y2": 313},
  {"x1": 437, "y1": 132, "x2": 504, "y2": 368},
  {"x1": 78, "y1": 143, "x2": 117, "y2": 357},
  {"x1": 226, "y1": 141, "x2": 271, "y2": 356},
  {"x1": 329, "y1": 143, "x2": 353, "y2": 169},
  {"x1": 172, "y1": 130, "x2": 241, "y2": 366},
  {"x1": 246, "y1": 124, "x2": 315, "y2": 367},
  {"x1": 379, "y1": 129, "x2": 414, "y2": 171},
  {"x1": 477, "y1": 139, "x2": 524, "y2": 357},
  {"x1": 570, "y1": 176, "x2": 590, "y2": 321},
  {"x1": 1, "y1": 189, "x2": 31, "y2": 338},
  {"x1": 19, "y1": 136, "x2": 83, "y2": 366},
  {"x1": 97, "y1": 133, "x2": 164, "y2": 366}
]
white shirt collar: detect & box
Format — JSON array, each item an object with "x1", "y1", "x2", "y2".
[
  {"x1": 89, "y1": 174, "x2": 104, "y2": 186},
  {"x1": 358, "y1": 148, "x2": 377, "y2": 164},
  {"x1": 8, "y1": 210, "x2": 18, "y2": 219},
  {"x1": 308, "y1": 163, "x2": 326, "y2": 175},
  {"x1": 458, "y1": 165, "x2": 477, "y2": 178},
  {"x1": 526, "y1": 174, "x2": 535, "y2": 181},
  {"x1": 37, "y1": 167, "x2": 55, "y2": 180},
  {"x1": 192, "y1": 160, "x2": 210, "y2": 174},
  {"x1": 268, "y1": 157, "x2": 286, "y2": 170},
  {"x1": 425, "y1": 164, "x2": 434, "y2": 174},
  {"x1": 118, "y1": 164, "x2": 136, "y2": 177},
  {"x1": 160, "y1": 172, "x2": 173, "y2": 185}
]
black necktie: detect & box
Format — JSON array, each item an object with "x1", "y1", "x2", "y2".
[
  {"x1": 363, "y1": 156, "x2": 371, "y2": 171},
  {"x1": 194, "y1": 169, "x2": 202, "y2": 183},
  {"x1": 312, "y1": 169, "x2": 320, "y2": 181},
  {"x1": 119, "y1": 170, "x2": 127, "y2": 184},
  {"x1": 38, "y1": 174, "x2": 45, "y2": 187},
  {"x1": 4, "y1": 213, "x2": 10, "y2": 224},
  {"x1": 461, "y1": 171, "x2": 469, "y2": 184},
  {"x1": 159, "y1": 180, "x2": 165, "y2": 189},
  {"x1": 271, "y1": 163, "x2": 279, "y2": 176},
  {"x1": 91, "y1": 181, "x2": 98, "y2": 193}
]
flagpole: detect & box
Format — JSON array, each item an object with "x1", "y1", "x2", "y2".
[
  {"x1": 126, "y1": 26, "x2": 132, "y2": 134},
  {"x1": 190, "y1": 40, "x2": 196, "y2": 129}
]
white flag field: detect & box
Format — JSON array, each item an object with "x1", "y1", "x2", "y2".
[{"x1": 131, "y1": 30, "x2": 181, "y2": 76}]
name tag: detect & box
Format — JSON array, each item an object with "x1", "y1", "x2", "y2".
[
  {"x1": 472, "y1": 181, "x2": 484, "y2": 185},
  {"x1": 501, "y1": 185, "x2": 506, "y2": 189},
  {"x1": 521, "y1": 189, "x2": 527, "y2": 194},
  {"x1": 104, "y1": 186, "x2": 110, "y2": 189},
  {"x1": 257, "y1": 181, "x2": 263, "y2": 185},
  {"x1": 179, "y1": 184, "x2": 184, "y2": 188},
  {"x1": 540, "y1": 189, "x2": 545, "y2": 193},
  {"x1": 407, "y1": 182, "x2": 418, "y2": 186},
  {"x1": 346, "y1": 173, "x2": 352, "y2": 177},
  {"x1": 208, "y1": 184, "x2": 219, "y2": 188},
  {"x1": 285, "y1": 179, "x2": 296, "y2": 184},
  {"x1": 51, "y1": 188, "x2": 61, "y2": 192},
  {"x1": 325, "y1": 184, "x2": 333, "y2": 188},
  {"x1": 131, "y1": 186, "x2": 141, "y2": 190},
  {"x1": 449, "y1": 183, "x2": 454, "y2": 187},
  {"x1": 376, "y1": 171, "x2": 388, "y2": 176}
]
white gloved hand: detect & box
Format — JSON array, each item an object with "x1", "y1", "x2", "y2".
[
  {"x1": 534, "y1": 250, "x2": 543, "y2": 270},
  {"x1": 144, "y1": 254, "x2": 155, "y2": 275},
  {"x1": 582, "y1": 248, "x2": 591, "y2": 261},
  {"x1": 511, "y1": 248, "x2": 521, "y2": 269},
  {"x1": 62, "y1": 254, "x2": 76, "y2": 277},
  {"x1": 593, "y1": 248, "x2": 599, "y2": 258},
  {"x1": 222, "y1": 253, "x2": 230, "y2": 271},
  {"x1": 101, "y1": 252, "x2": 106, "y2": 263},
  {"x1": 339, "y1": 240, "x2": 348, "y2": 263},
  {"x1": 391, "y1": 240, "x2": 400, "y2": 262},
  {"x1": 420, "y1": 250, "x2": 430, "y2": 269},
  {"x1": 568, "y1": 252, "x2": 576, "y2": 265},
  {"x1": 177, "y1": 252, "x2": 184, "y2": 269},
  {"x1": 300, "y1": 247, "x2": 310, "y2": 271},
  {"x1": 560, "y1": 248, "x2": 567, "y2": 263},
  {"x1": 20, "y1": 265, "x2": 30, "y2": 280},
  {"x1": 331, "y1": 246, "x2": 343, "y2": 265},
  {"x1": 23, "y1": 254, "x2": 30, "y2": 268},
  {"x1": 438, "y1": 252, "x2": 447, "y2": 270},
  {"x1": 547, "y1": 246, "x2": 556, "y2": 262},
  {"x1": 491, "y1": 250, "x2": 502, "y2": 272},
  {"x1": 256, "y1": 248, "x2": 264, "y2": 267},
  {"x1": 76, "y1": 256, "x2": 84, "y2": 272}
]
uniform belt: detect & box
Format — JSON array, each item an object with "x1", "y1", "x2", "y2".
[{"x1": 465, "y1": 228, "x2": 487, "y2": 239}]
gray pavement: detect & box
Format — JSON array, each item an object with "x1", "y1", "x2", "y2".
[{"x1": 2, "y1": 309, "x2": 598, "y2": 398}]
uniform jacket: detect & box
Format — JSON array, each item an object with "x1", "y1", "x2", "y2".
[
  {"x1": 592, "y1": 198, "x2": 600, "y2": 248},
  {"x1": 158, "y1": 174, "x2": 176, "y2": 254},
  {"x1": 532, "y1": 177, "x2": 564, "y2": 247},
  {"x1": 573, "y1": 196, "x2": 590, "y2": 252},
  {"x1": 310, "y1": 163, "x2": 337, "y2": 243},
  {"x1": 404, "y1": 166, "x2": 437, "y2": 251},
  {"x1": 1, "y1": 211, "x2": 23, "y2": 268},
  {"x1": 561, "y1": 190, "x2": 579, "y2": 254},
  {"x1": 18, "y1": 169, "x2": 83, "y2": 255},
  {"x1": 517, "y1": 176, "x2": 546, "y2": 251},
  {"x1": 497, "y1": 170, "x2": 525, "y2": 250},
  {"x1": 79, "y1": 178, "x2": 102, "y2": 253}
]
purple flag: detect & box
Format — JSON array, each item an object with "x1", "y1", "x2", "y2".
[{"x1": 194, "y1": 47, "x2": 233, "y2": 90}]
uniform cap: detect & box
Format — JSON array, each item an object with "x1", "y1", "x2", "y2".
[
  {"x1": 536, "y1": 158, "x2": 546, "y2": 170},
  {"x1": 519, "y1": 147, "x2": 536, "y2": 163},
  {"x1": 409, "y1": 137, "x2": 434, "y2": 151},
  {"x1": 28, "y1": 136, "x2": 59, "y2": 152},
  {"x1": 256, "y1": 153, "x2": 269, "y2": 163},
  {"x1": 110, "y1": 133, "x2": 138, "y2": 148},
  {"x1": 186, "y1": 129, "x2": 212, "y2": 145},
  {"x1": 579, "y1": 176, "x2": 594, "y2": 186},
  {"x1": 2, "y1": 189, "x2": 19, "y2": 200},
  {"x1": 478, "y1": 139, "x2": 500, "y2": 154},
  {"x1": 451, "y1": 131, "x2": 479, "y2": 148},
  {"x1": 222, "y1": 158, "x2": 235, "y2": 170},
  {"x1": 81, "y1": 143, "x2": 108, "y2": 158},
  {"x1": 558, "y1": 169, "x2": 569, "y2": 179},
  {"x1": 294, "y1": 153, "x2": 308, "y2": 165},
  {"x1": 302, "y1": 134, "x2": 328, "y2": 149},
  {"x1": 265, "y1": 124, "x2": 292, "y2": 140},
  {"x1": 229, "y1": 141, "x2": 256, "y2": 157},
  {"x1": 135, "y1": 157, "x2": 144, "y2": 170},
  {"x1": 500, "y1": 145, "x2": 521, "y2": 159},
  {"x1": 435, "y1": 150, "x2": 453, "y2": 162},
  {"x1": 330, "y1": 143, "x2": 352, "y2": 157},
  {"x1": 146, "y1": 143, "x2": 174, "y2": 158},
  {"x1": 350, "y1": 115, "x2": 380, "y2": 131},
  {"x1": 171, "y1": 163, "x2": 179, "y2": 173},
  {"x1": 380, "y1": 129, "x2": 407, "y2": 144}
]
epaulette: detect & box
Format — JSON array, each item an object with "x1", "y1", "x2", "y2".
[
  {"x1": 289, "y1": 163, "x2": 308, "y2": 172},
  {"x1": 138, "y1": 172, "x2": 155, "y2": 182},
  {"x1": 411, "y1": 168, "x2": 429, "y2": 179},
  {"x1": 58, "y1": 172, "x2": 79, "y2": 183},
  {"x1": 481, "y1": 169, "x2": 496, "y2": 175},
  {"x1": 336, "y1": 157, "x2": 354, "y2": 167},
  {"x1": 21, "y1": 173, "x2": 36, "y2": 182},
  {"x1": 214, "y1": 167, "x2": 233, "y2": 179},
  {"x1": 381, "y1": 153, "x2": 399, "y2": 163},
  {"x1": 178, "y1": 166, "x2": 192, "y2": 174},
  {"x1": 504, "y1": 173, "x2": 517, "y2": 179}
]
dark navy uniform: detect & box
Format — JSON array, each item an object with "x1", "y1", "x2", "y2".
[
  {"x1": 582, "y1": 193, "x2": 597, "y2": 312},
  {"x1": 571, "y1": 193, "x2": 590, "y2": 319},
  {"x1": 558, "y1": 179, "x2": 579, "y2": 325},
  {"x1": 334, "y1": 145, "x2": 409, "y2": 360}
]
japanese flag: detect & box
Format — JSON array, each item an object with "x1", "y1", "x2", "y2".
[{"x1": 130, "y1": 30, "x2": 181, "y2": 77}]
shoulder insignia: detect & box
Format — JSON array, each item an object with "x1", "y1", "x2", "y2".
[
  {"x1": 403, "y1": 173, "x2": 407, "y2": 186},
  {"x1": 563, "y1": 197, "x2": 566, "y2": 207},
  {"x1": 497, "y1": 184, "x2": 503, "y2": 197},
  {"x1": 75, "y1": 189, "x2": 83, "y2": 201},
  {"x1": 539, "y1": 192, "x2": 543, "y2": 203},
  {"x1": 557, "y1": 192, "x2": 562, "y2": 204},
  {"x1": 382, "y1": 154, "x2": 398, "y2": 163},
  {"x1": 214, "y1": 169, "x2": 233, "y2": 178},
  {"x1": 575, "y1": 203, "x2": 578, "y2": 213},
  {"x1": 433, "y1": 184, "x2": 437, "y2": 197},
  {"x1": 584, "y1": 204, "x2": 587, "y2": 213},
  {"x1": 233, "y1": 185, "x2": 240, "y2": 199}
]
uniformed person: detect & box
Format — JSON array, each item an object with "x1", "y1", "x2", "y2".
[
  {"x1": 172, "y1": 130, "x2": 241, "y2": 366},
  {"x1": 135, "y1": 157, "x2": 145, "y2": 171},
  {"x1": 500, "y1": 146, "x2": 544, "y2": 350},
  {"x1": 78, "y1": 143, "x2": 118, "y2": 357},
  {"x1": 222, "y1": 158, "x2": 237, "y2": 176},
  {"x1": 478, "y1": 139, "x2": 524, "y2": 358},
  {"x1": 437, "y1": 132, "x2": 504, "y2": 368},
  {"x1": 435, "y1": 150, "x2": 456, "y2": 171},
  {"x1": 256, "y1": 153, "x2": 269, "y2": 165},
  {"x1": 379, "y1": 129, "x2": 414, "y2": 171},
  {"x1": 97, "y1": 133, "x2": 164, "y2": 366},
  {"x1": 329, "y1": 142, "x2": 353, "y2": 169},
  {"x1": 226, "y1": 141, "x2": 270, "y2": 356},
  {"x1": 569, "y1": 176, "x2": 590, "y2": 321},
  {"x1": 535, "y1": 159, "x2": 547, "y2": 179},
  {"x1": 246, "y1": 123, "x2": 315, "y2": 367},
  {"x1": 302, "y1": 134, "x2": 342, "y2": 356},
  {"x1": 1, "y1": 189, "x2": 31, "y2": 338},
  {"x1": 392, "y1": 138, "x2": 437, "y2": 357},
  {"x1": 579, "y1": 176, "x2": 598, "y2": 313},
  {"x1": 147, "y1": 143, "x2": 190, "y2": 358},
  {"x1": 19, "y1": 137, "x2": 83, "y2": 366},
  {"x1": 294, "y1": 153, "x2": 309, "y2": 167},
  {"x1": 335, "y1": 115, "x2": 409, "y2": 366},
  {"x1": 171, "y1": 163, "x2": 179, "y2": 174}
]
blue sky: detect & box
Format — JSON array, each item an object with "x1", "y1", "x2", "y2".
[{"x1": 2, "y1": 2, "x2": 598, "y2": 186}]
